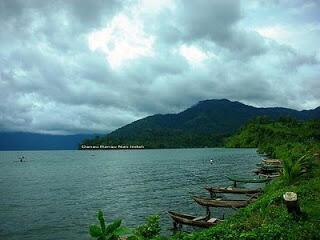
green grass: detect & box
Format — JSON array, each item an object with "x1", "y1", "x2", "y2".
[{"x1": 171, "y1": 173, "x2": 320, "y2": 240}]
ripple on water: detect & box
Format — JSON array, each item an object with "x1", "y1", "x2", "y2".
[{"x1": 0, "y1": 148, "x2": 262, "y2": 240}]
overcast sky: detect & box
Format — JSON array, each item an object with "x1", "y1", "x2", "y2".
[{"x1": 1, "y1": 0, "x2": 319, "y2": 135}]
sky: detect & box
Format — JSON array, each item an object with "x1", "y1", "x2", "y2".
[{"x1": 0, "y1": 0, "x2": 320, "y2": 135}]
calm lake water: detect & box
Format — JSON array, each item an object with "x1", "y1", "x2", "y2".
[{"x1": 0, "y1": 148, "x2": 262, "y2": 240}]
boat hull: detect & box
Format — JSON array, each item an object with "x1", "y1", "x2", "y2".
[
  {"x1": 226, "y1": 176, "x2": 271, "y2": 183},
  {"x1": 167, "y1": 211, "x2": 219, "y2": 228},
  {"x1": 204, "y1": 186, "x2": 263, "y2": 194},
  {"x1": 192, "y1": 196, "x2": 250, "y2": 208}
]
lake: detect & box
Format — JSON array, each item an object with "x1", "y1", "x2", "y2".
[{"x1": 0, "y1": 148, "x2": 262, "y2": 240}]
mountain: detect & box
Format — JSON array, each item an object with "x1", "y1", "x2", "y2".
[
  {"x1": 81, "y1": 99, "x2": 320, "y2": 149},
  {"x1": 0, "y1": 132, "x2": 104, "y2": 151},
  {"x1": 109, "y1": 99, "x2": 320, "y2": 137}
]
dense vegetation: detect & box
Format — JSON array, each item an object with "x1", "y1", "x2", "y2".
[
  {"x1": 80, "y1": 99, "x2": 320, "y2": 149},
  {"x1": 80, "y1": 130, "x2": 229, "y2": 149},
  {"x1": 226, "y1": 116, "x2": 320, "y2": 158},
  {"x1": 89, "y1": 117, "x2": 320, "y2": 239}
]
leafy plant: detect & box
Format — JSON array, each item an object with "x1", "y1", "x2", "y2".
[
  {"x1": 282, "y1": 154, "x2": 314, "y2": 185},
  {"x1": 89, "y1": 210, "x2": 131, "y2": 240},
  {"x1": 133, "y1": 215, "x2": 161, "y2": 239}
]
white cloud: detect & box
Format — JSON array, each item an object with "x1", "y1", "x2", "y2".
[
  {"x1": 138, "y1": 0, "x2": 176, "y2": 13},
  {"x1": 179, "y1": 45, "x2": 209, "y2": 65},
  {"x1": 255, "y1": 25, "x2": 289, "y2": 42},
  {"x1": 88, "y1": 14, "x2": 154, "y2": 69}
]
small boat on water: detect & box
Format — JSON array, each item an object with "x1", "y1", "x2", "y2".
[
  {"x1": 254, "y1": 166, "x2": 282, "y2": 175},
  {"x1": 262, "y1": 159, "x2": 282, "y2": 165},
  {"x1": 167, "y1": 211, "x2": 222, "y2": 228},
  {"x1": 204, "y1": 186, "x2": 263, "y2": 194},
  {"x1": 261, "y1": 164, "x2": 282, "y2": 170},
  {"x1": 254, "y1": 161, "x2": 283, "y2": 175},
  {"x1": 192, "y1": 196, "x2": 252, "y2": 208},
  {"x1": 253, "y1": 169, "x2": 261, "y2": 174},
  {"x1": 258, "y1": 173, "x2": 280, "y2": 179},
  {"x1": 227, "y1": 176, "x2": 272, "y2": 184}
]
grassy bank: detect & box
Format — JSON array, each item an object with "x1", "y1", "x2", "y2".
[
  {"x1": 172, "y1": 169, "x2": 320, "y2": 240},
  {"x1": 174, "y1": 117, "x2": 320, "y2": 240},
  {"x1": 90, "y1": 165, "x2": 320, "y2": 240}
]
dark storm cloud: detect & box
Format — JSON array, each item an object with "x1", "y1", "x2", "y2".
[
  {"x1": 0, "y1": 0, "x2": 319, "y2": 134},
  {"x1": 68, "y1": 0, "x2": 121, "y2": 27},
  {"x1": 0, "y1": 0, "x2": 120, "y2": 25},
  {"x1": 146, "y1": 0, "x2": 241, "y2": 46},
  {"x1": 177, "y1": 0, "x2": 240, "y2": 43}
]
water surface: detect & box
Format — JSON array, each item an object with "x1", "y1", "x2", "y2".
[{"x1": 0, "y1": 148, "x2": 262, "y2": 239}]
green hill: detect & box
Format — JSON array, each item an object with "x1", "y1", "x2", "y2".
[{"x1": 80, "y1": 99, "x2": 320, "y2": 149}]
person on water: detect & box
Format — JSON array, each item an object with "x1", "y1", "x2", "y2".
[
  {"x1": 19, "y1": 156, "x2": 24, "y2": 162},
  {"x1": 210, "y1": 159, "x2": 213, "y2": 164}
]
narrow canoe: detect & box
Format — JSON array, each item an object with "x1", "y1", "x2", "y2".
[
  {"x1": 259, "y1": 167, "x2": 281, "y2": 174},
  {"x1": 227, "y1": 176, "x2": 272, "y2": 183},
  {"x1": 192, "y1": 196, "x2": 251, "y2": 208},
  {"x1": 261, "y1": 165, "x2": 282, "y2": 170},
  {"x1": 204, "y1": 186, "x2": 263, "y2": 194},
  {"x1": 258, "y1": 173, "x2": 280, "y2": 178},
  {"x1": 262, "y1": 159, "x2": 282, "y2": 164},
  {"x1": 253, "y1": 169, "x2": 261, "y2": 174},
  {"x1": 167, "y1": 211, "x2": 221, "y2": 228}
]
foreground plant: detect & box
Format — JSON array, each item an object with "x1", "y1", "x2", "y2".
[
  {"x1": 89, "y1": 210, "x2": 131, "y2": 240},
  {"x1": 131, "y1": 215, "x2": 162, "y2": 240},
  {"x1": 282, "y1": 154, "x2": 314, "y2": 185}
]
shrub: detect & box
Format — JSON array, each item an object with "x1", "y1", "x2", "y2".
[
  {"x1": 282, "y1": 154, "x2": 314, "y2": 185},
  {"x1": 133, "y1": 215, "x2": 161, "y2": 239},
  {"x1": 89, "y1": 210, "x2": 131, "y2": 240}
]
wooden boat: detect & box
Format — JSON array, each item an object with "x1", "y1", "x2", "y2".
[
  {"x1": 227, "y1": 176, "x2": 272, "y2": 184},
  {"x1": 254, "y1": 164, "x2": 282, "y2": 175},
  {"x1": 253, "y1": 169, "x2": 261, "y2": 174},
  {"x1": 204, "y1": 186, "x2": 263, "y2": 194},
  {"x1": 258, "y1": 173, "x2": 280, "y2": 178},
  {"x1": 167, "y1": 211, "x2": 221, "y2": 228},
  {"x1": 261, "y1": 164, "x2": 282, "y2": 170},
  {"x1": 258, "y1": 167, "x2": 281, "y2": 175},
  {"x1": 192, "y1": 196, "x2": 251, "y2": 208},
  {"x1": 262, "y1": 159, "x2": 281, "y2": 165}
]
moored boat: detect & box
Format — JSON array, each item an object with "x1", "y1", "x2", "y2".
[
  {"x1": 260, "y1": 165, "x2": 282, "y2": 170},
  {"x1": 167, "y1": 211, "x2": 222, "y2": 228},
  {"x1": 262, "y1": 159, "x2": 282, "y2": 165},
  {"x1": 226, "y1": 176, "x2": 272, "y2": 183},
  {"x1": 204, "y1": 186, "x2": 263, "y2": 194},
  {"x1": 192, "y1": 196, "x2": 251, "y2": 208},
  {"x1": 258, "y1": 173, "x2": 280, "y2": 178}
]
